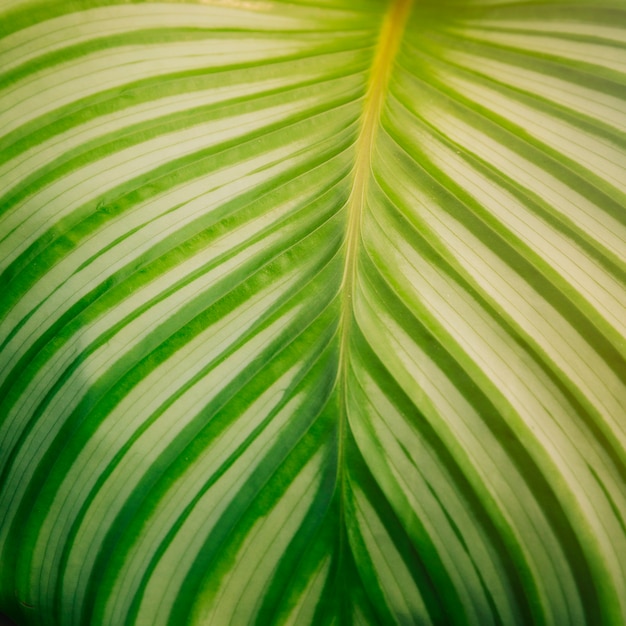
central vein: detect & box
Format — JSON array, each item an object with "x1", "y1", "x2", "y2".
[
  {"x1": 333, "y1": 0, "x2": 412, "y2": 584},
  {"x1": 337, "y1": 0, "x2": 413, "y2": 394}
]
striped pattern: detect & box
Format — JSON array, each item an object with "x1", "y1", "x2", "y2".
[{"x1": 1, "y1": 0, "x2": 625, "y2": 624}]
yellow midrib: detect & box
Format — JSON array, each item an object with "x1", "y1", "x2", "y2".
[
  {"x1": 338, "y1": 0, "x2": 413, "y2": 368},
  {"x1": 333, "y1": 0, "x2": 412, "y2": 567},
  {"x1": 334, "y1": 0, "x2": 412, "y2": 513}
]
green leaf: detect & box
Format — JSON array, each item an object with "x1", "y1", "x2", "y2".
[{"x1": 1, "y1": 0, "x2": 625, "y2": 624}]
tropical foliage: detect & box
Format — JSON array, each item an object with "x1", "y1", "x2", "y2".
[{"x1": 1, "y1": 0, "x2": 625, "y2": 624}]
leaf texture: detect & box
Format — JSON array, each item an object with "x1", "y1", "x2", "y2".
[{"x1": 0, "y1": 0, "x2": 625, "y2": 624}]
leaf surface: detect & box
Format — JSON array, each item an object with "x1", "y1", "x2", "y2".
[{"x1": 1, "y1": 0, "x2": 625, "y2": 624}]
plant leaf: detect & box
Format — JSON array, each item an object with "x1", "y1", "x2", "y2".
[{"x1": 1, "y1": 0, "x2": 625, "y2": 624}]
